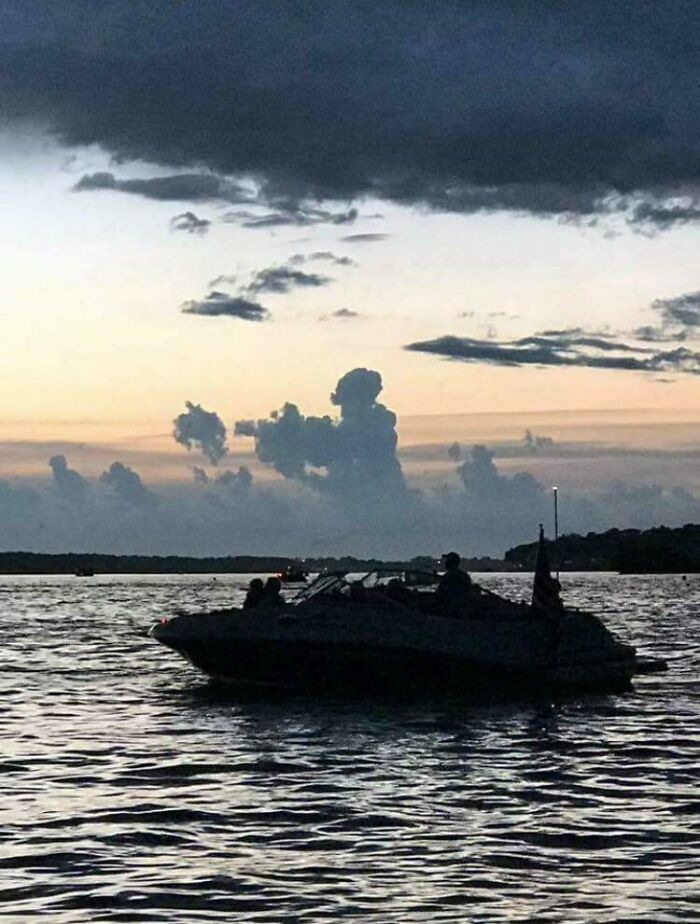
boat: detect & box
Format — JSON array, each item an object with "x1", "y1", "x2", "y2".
[
  {"x1": 75, "y1": 568, "x2": 95, "y2": 577},
  {"x1": 278, "y1": 561, "x2": 308, "y2": 583},
  {"x1": 150, "y1": 560, "x2": 667, "y2": 695}
]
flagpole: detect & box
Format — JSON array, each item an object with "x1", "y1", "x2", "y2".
[{"x1": 552, "y1": 486, "x2": 559, "y2": 580}]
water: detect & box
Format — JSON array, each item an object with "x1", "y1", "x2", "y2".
[{"x1": 1, "y1": 573, "x2": 699, "y2": 923}]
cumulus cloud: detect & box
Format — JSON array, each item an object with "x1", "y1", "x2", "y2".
[
  {"x1": 49, "y1": 454, "x2": 87, "y2": 502},
  {"x1": 170, "y1": 211, "x2": 211, "y2": 235},
  {"x1": 406, "y1": 330, "x2": 700, "y2": 376},
  {"x1": 235, "y1": 367, "x2": 405, "y2": 500},
  {"x1": 99, "y1": 462, "x2": 157, "y2": 506},
  {"x1": 181, "y1": 292, "x2": 268, "y2": 321},
  {"x1": 213, "y1": 466, "x2": 253, "y2": 491},
  {"x1": 173, "y1": 401, "x2": 228, "y2": 464},
  {"x1": 523, "y1": 430, "x2": 554, "y2": 453},
  {"x1": 447, "y1": 442, "x2": 462, "y2": 463}
]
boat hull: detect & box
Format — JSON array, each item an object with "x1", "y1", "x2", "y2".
[{"x1": 151, "y1": 604, "x2": 639, "y2": 695}]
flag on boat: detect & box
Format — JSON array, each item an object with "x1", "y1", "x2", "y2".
[{"x1": 532, "y1": 524, "x2": 563, "y2": 614}]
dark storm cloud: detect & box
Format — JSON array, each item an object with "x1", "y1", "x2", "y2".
[
  {"x1": 405, "y1": 330, "x2": 700, "y2": 375},
  {"x1": 173, "y1": 402, "x2": 228, "y2": 464},
  {"x1": 99, "y1": 461, "x2": 157, "y2": 506},
  {"x1": 181, "y1": 292, "x2": 268, "y2": 321},
  {"x1": 170, "y1": 211, "x2": 211, "y2": 235},
  {"x1": 73, "y1": 171, "x2": 251, "y2": 203},
  {"x1": 5, "y1": 2, "x2": 700, "y2": 225}
]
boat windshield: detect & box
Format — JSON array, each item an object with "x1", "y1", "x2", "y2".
[
  {"x1": 292, "y1": 571, "x2": 349, "y2": 603},
  {"x1": 360, "y1": 569, "x2": 439, "y2": 589},
  {"x1": 292, "y1": 568, "x2": 439, "y2": 604}
]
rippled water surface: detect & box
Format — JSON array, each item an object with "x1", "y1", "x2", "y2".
[{"x1": 1, "y1": 573, "x2": 699, "y2": 922}]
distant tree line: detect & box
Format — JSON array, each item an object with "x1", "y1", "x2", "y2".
[
  {"x1": 505, "y1": 524, "x2": 700, "y2": 573},
  {"x1": 0, "y1": 551, "x2": 515, "y2": 575}
]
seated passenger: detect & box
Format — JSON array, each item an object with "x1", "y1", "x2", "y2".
[
  {"x1": 263, "y1": 575, "x2": 283, "y2": 606},
  {"x1": 349, "y1": 581, "x2": 368, "y2": 603},
  {"x1": 243, "y1": 578, "x2": 265, "y2": 609},
  {"x1": 437, "y1": 551, "x2": 472, "y2": 615}
]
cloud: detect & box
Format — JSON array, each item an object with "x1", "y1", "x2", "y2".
[
  {"x1": 48, "y1": 454, "x2": 87, "y2": 502},
  {"x1": 523, "y1": 430, "x2": 554, "y2": 453},
  {"x1": 319, "y1": 308, "x2": 361, "y2": 321},
  {"x1": 73, "y1": 171, "x2": 252, "y2": 202},
  {"x1": 213, "y1": 466, "x2": 253, "y2": 491},
  {"x1": 192, "y1": 466, "x2": 210, "y2": 486},
  {"x1": 651, "y1": 291, "x2": 700, "y2": 330},
  {"x1": 235, "y1": 367, "x2": 405, "y2": 500},
  {"x1": 99, "y1": 462, "x2": 157, "y2": 506},
  {"x1": 225, "y1": 204, "x2": 358, "y2": 228},
  {"x1": 340, "y1": 233, "x2": 391, "y2": 243},
  {"x1": 170, "y1": 211, "x2": 211, "y2": 235},
  {"x1": 629, "y1": 200, "x2": 700, "y2": 233},
  {"x1": 244, "y1": 265, "x2": 331, "y2": 295},
  {"x1": 181, "y1": 291, "x2": 268, "y2": 321},
  {"x1": 173, "y1": 401, "x2": 228, "y2": 464},
  {"x1": 405, "y1": 330, "x2": 700, "y2": 376},
  {"x1": 289, "y1": 252, "x2": 355, "y2": 267},
  {"x1": 7, "y1": 4, "x2": 700, "y2": 226}
]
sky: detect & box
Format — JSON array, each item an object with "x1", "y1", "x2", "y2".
[{"x1": 2, "y1": 1, "x2": 700, "y2": 557}]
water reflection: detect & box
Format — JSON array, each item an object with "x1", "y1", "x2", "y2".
[{"x1": 0, "y1": 573, "x2": 698, "y2": 922}]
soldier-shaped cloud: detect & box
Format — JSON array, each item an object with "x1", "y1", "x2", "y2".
[
  {"x1": 100, "y1": 462, "x2": 157, "y2": 506},
  {"x1": 173, "y1": 401, "x2": 228, "y2": 464},
  {"x1": 49, "y1": 454, "x2": 87, "y2": 503},
  {"x1": 235, "y1": 368, "x2": 405, "y2": 499}
]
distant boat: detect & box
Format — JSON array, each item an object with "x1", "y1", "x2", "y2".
[
  {"x1": 278, "y1": 561, "x2": 308, "y2": 583},
  {"x1": 75, "y1": 568, "x2": 95, "y2": 577}
]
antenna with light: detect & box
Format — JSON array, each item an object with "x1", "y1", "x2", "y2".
[{"x1": 552, "y1": 486, "x2": 559, "y2": 580}]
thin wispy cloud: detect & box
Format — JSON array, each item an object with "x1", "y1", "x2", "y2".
[
  {"x1": 245, "y1": 265, "x2": 331, "y2": 296},
  {"x1": 74, "y1": 172, "x2": 252, "y2": 203},
  {"x1": 340, "y1": 233, "x2": 391, "y2": 243},
  {"x1": 181, "y1": 292, "x2": 268, "y2": 321},
  {"x1": 405, "y1": 331, "x2": 700, "y2": 376},
  {"x1": 319, "y1": 308, "x2": 362, "y2": 321},
  {"x1": 169, "y1": 211, "x2": 211, "y2": 235}
]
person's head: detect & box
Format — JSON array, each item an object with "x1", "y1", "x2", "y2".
[
  {"x1": 265, "y1": 576, "x2": 281, "y2": 594},
  {"x1": 249, "y1": 578, "x2": 264, "y2": 592},
  {"x1": 443, "y1": 551, "x2": 460, "y2": 571}
]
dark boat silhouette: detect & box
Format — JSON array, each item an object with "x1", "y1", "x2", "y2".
[{"x1": 151, "y1": 559, "x2": 667, "y2": 695}]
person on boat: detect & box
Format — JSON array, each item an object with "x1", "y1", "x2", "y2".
[
  {"x1": 243, "y1": 578, "x2": 265, "y2": 609},
  {"x1": 263, "y1": 575, "x2": 283, "y2": 606},
  {"x1": 437, "y1": 551, "x2": 472, "y2": 615}
]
